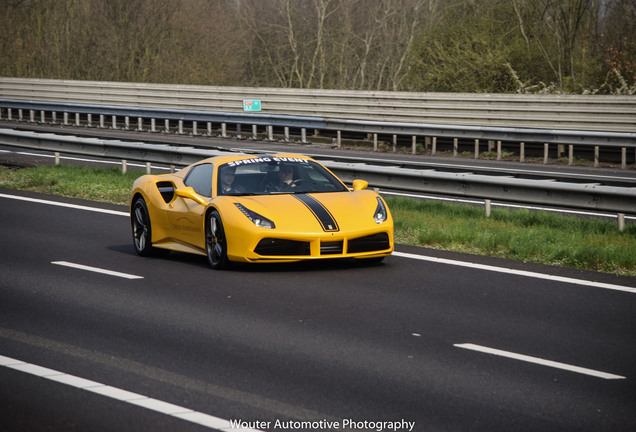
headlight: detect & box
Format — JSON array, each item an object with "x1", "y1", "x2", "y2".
[
  {"x1": 234, "y1": 203, "x2": 275, "y2": 229},
  {"x1": 374, "y1": 197, "x2": 388, "y2": 224}
]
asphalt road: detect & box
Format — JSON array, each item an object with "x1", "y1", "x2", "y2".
[{"x1": 1, "y1": 189, "x2": 635, "y2": 432}]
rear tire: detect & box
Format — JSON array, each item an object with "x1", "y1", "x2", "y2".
[{"x1": 206, "y1": 210, "x2": 230, "y2": 269}]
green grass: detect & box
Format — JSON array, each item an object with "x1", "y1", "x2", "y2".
[
  {"x1": 387, "y1": 196, "x2": 636, "y2": 276},
  {"x1": 0, "y1": 164, "x2": 142, "y2": 204},
  {"x1": 2, "y1": 164, "x2": 635, "y2": 276}
]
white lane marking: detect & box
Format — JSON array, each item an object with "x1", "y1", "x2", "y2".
[
  {"x1": 393, "y1": 251, "x2": 636, "y2": 295},
  {"x1": 52, "y1": 261, "x2": 143, "y2": 280},
  {"x1": 4, "y1": 192, "x2": 635, "y2": 294},
  {"x1": 454, "y1": 343, "x2": 626, "y2": 380},
  {"x1": 0, "y1": 192, "x2": 128, "y2": 216},
  {"x1": 0, "y1": 354, "x2": 263, "y2": 431}
]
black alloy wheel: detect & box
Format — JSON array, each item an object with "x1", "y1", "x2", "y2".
[{"x1": 206, "y1": 210, "x2": 230, "y2": 269}]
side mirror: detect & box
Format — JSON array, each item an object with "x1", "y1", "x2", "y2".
[
  {"x1": 175, "y1": 187, "x2": 207, "y2": 206},
  {"x1": 352, "y1": 179, "x2": 368, "y2": 191}
]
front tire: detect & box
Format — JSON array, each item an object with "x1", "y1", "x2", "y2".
[
  {"x1": 206, "y1": 210, "x2": 230, "y2": 269},
  {"x1": 131, "y1": 196, "x2": 158, "y2": 256}
]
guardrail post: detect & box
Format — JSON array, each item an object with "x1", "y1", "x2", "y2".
[
  {"x1": 621, "y1": 147, "x2": 626, "y2": 169},
  {"x1": 178, "y1": 120, "x2": 184, "y2": 134},
  {"x1": 300, "y1": 128, "x2": 308, "y2": 144},
  {"x1": 207, "y1": 122, "x2": 212, "y2": 136},
  {"x1": 594, "y1": 146, "x2": 599, "y2": 167},
  {"x1": 75, "y1": 113, "x2": 81, "y2": 126},
  {"x1": 40, "y1": 110, "x2": 45, "y2": 123},
  {"x1": 618, "y1": 213, "x2": 625, "y2": 232},
  {"x1": 63, "y1": 112, "x2": 69, "y2": 125},
  {"x1": 453, "y1": 138, "x2": 458, "y2": 157},
  {"x1": 125, "y1": 116, "x2": 130, "y2": 130},
  {"x1": 164, "y1": 119, "x2": 170, "y2": 133},
  {"x1": 221, "y1": 123, "x2": 228, "y2": 138},
  {"x1": 484, "y1": 199, "x2": 491, "y2": 217},
  {"x1": 285, "y1": 127, "x2": 292, "y2": 143},
  {"x1": 520, "y1": 142, "x2": 525, "y2": 162},
  {"x1": 18, "y1": 109, "x2": 23, "y2": 121},
  {"x1": 55, "y1": 152, "x2": 60, "y2": 165},
  {"x1": 29, "y1": 110, "x2": 35, "y2": 122},
  {"x1": 267, "y1": 125, "x2": 274, "y2": 141},
  {"x1": 568, "y1": 145, "x2": 573, "y2": 165},
  {"x1": 111, "y1": 115, "x2": 117, "y2": 129},
  {"x1": 474, "y1": 139, "x2": 479, "y2": 159},
  {"x1": 151, "y1": 118, "x2": 156, "y2": 133},
  {"x1": 146, "y1": 162, "x2": 151, "y2": 174},
  {"x1": 51, "y1": 112, "x2": 57, "y2": 124},
  {"x1": 7, "y1": 108, "x2": 11, "y2": 120},
  {"x1": 393, "y1": 135, "x2": 397, "y2": 152},
  {"x1": 373, "y1": 134, "x2": 378, "y2": 151},
  {"x1": 236, "y1": 124, "x2": 242, "y2": 139},
  {"x1": 497, "y1": 141, "x2": 502, "y2": 160},
  {"x1": 192, "y1": 121, "x2": 198, "y2": 136},
  {"x1": 543, "y1": 143, "x2": 549, "y2": 164},
  {"x1": 87, "y1": 114, "x2": 93, "y2": 127},
  {"x1": 99, "y1": 115, "x2": 105, "y2": 128},
  {"x1": 432, "y1": 137, "x2": 437, "y2": 155},
  {"x1": 137, "y1": 117, "x2": 143, "y2": 131},
  {"x1": 412, "y1": 136, "x2": 417, "y2": 155},
  {"x1": 122, "y1": 160, "x2": 127, "y2": 174}
]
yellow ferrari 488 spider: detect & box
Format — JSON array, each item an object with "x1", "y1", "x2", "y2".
[{"x1": 130, "y1": 153, "x2": 393, "y2": 269}]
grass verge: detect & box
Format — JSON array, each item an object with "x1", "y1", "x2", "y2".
[{"x1": 2, "y1": 164, "x2": 635, "y2": 276}]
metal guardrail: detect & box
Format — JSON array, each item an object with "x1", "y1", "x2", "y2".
[
  {"x1": 1, "y1": 98, "x2": 636, "y2": 169},
  {"x1": 1, "y1": 129, "x2": 635, "y2": 222},
  {"x1": 1, "y1": 78, "x2": 635, "y2": 133}
]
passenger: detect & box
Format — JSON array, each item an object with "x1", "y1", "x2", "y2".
[{"x1": 219, "y1": 166, "x2": 245, "y2": 194}]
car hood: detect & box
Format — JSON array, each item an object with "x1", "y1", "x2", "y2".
[{"x1": 232, "y1": 190, "x2": 383, "y2": 233}]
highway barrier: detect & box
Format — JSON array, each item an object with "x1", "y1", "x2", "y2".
[
  {"x1": 1, "y1": 78, "x2": 635, "y2": 168},
  {"x1": 1, "y1": 128, "x2": 634, "y2": 230}
]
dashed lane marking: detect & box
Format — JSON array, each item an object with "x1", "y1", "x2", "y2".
[
  {"x1": 0, "y1": 354, "x2": 263, "y2": 431},
  {"x1": 454, "y1": 343, "x2": 626, "y2": 380}
]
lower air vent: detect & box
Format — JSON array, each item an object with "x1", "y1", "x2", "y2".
[
  {"x1": 321, "y1": 241, "x2": 343, "y2": 255},
  {"x1": 255, "y1": 238, "x2": 310, "y2": 256},
  {"x1": 347, "y1": 233, "x2": 390, "y2": 253}
]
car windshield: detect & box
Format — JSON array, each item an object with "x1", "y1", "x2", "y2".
[{"x1": 217, "y1": 157, "x2": 349, "y2": 196}]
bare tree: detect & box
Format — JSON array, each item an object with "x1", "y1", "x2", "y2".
[{"x1": 0, "y1": 0, "x2": 632, "y2": 92}]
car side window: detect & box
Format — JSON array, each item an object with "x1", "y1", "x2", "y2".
[{"x1": 184, "y1": 163, "x2": 213, "y2": 197}]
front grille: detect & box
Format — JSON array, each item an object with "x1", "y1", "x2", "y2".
[
  {"x1": 347, "y1": 232, "x2": 390, "y2": 253},
  {"x1": 255, "y1": 238, "x2": 310, "y2": 256},
  {"x1": 320, "y1": 240, "x2": 343, "y2": 255}
]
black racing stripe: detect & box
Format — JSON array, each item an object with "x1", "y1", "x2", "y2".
[{"x1": 293, "y1": 194, "x2": 340, "y2": 232}]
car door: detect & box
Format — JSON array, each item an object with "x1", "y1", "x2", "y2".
[{"x1": 166, "y1": 163, "x2": 213, "y2": 249}]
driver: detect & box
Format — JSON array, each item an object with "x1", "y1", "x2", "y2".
[{"x1": 267, "y1": 163, "x2": 296, "y2": 191}]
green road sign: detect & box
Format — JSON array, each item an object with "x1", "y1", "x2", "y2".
[{"x1": 243, "y1": 100, "x2": 262, "y2": 111}]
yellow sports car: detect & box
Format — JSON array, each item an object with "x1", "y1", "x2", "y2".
[{"x1": 130, "y1": 153, "x2": 393, "y2": 269}]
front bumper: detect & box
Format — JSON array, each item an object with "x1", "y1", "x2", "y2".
[{"x1": 229, "y1": 229, "x2": 393, "y2": 263}]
